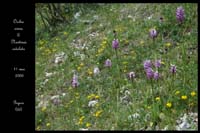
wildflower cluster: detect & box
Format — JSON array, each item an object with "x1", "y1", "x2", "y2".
[
  {"x1": 96, "y1": 38, "x2": 108, "y2": 57},
  {"x1": 143, "y1": 59, "x2": 161, "y2": 80}
]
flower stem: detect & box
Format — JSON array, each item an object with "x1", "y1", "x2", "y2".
[{"x1": 150, "y1": 79, "x2": 156, "y2": 129}]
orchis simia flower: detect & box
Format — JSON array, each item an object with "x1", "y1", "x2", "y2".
[
  {"x1": 154, "y1": 71, "x2": 159, "y2": 80},
  {"x1": 154, "y1": 60, "x2": 161, "y2": 68},
  {"x1": 105, "y1": 59, "x2": 112, "y2": 67},
  {"x1": 170, "y1": 64, "x2": 177, "y2": 74},
  {"x1": 112, "y1": 39, "x2": 119, "y2": 49},
  {"x1": 145, "y1": 68, "x2": 154, "y2": 79},
  {"x1": 149, "y1": 28, "x2": 157, "y2": 40},
  {"x1": 112, "y1": 30, "x2": 119, "y2": 51},
  {"x1": 144, "y1": 60, "x2": 152, "y2": 69},
  {"x1": 176, "y1": 6, "x2": 185, "y2": 23},
  {"x1": 71, "y1": 73, "x2": 79, "y2": 88}
]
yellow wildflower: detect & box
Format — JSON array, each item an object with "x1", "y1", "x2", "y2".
[
  {"x1": 80, "y1": 116, "x2": 85, "y2": 120},
  {"x1": 95, "y1": 103, "x2": 99, "y2": 107},
  {"x1": 166, "y1": 102, "x2": 172, "y2": 108},
  {"x1": 122, "y1": 61, "x2": 128, "y2": 65},
  {"x1": 78, "y1": 116, "x2": 85, "y2": 125},
  {"x1": 41, "y1": 107, "x2": 46, "y2": 112},
  {"x1": 191, "y1": 91, "x2": 196, "y2": 97},
  {"x1": 77, "y1": 66, "x2": 81, "y2": 71},
  {"x1": 98, "y1": 49, "x2": 103, "y2": 54},
  {"x1": 175, "y1": 90, "x2": 180, "y2": 95},
  {"x1": 165, "y1": 42, "x2": 172, "y2": 47},
  {"x1": 95, "y1": 95, "x2": 100, "y2": 99},
  {"x1": 70, "y1": 100, "x2": 74, "y2": 104},
  {"x1": 36, "y1": 126, "x2": 40, "y2": 130},
  {"x1": 87, "y1": 94, "x2": 96, "y2": 99},
  {"x1": 103, "y1": 37, "x2": 108, "y2": 40},
  {"x1": 102, "y1": 45, "x2": 106, "y2": 49},
  {"x1": 147, "y1": 106, "x2": 151, "y2": 109},
  {"x1": 140, "y1": 40, "x2": 144, "y2": 45},
  {"x1": 131, "y1": 50, "x2": 135, "y2": 54},
  {"x1": 124, "y1": 40, "x2": 129, "y2": 45},
  {"x1": 80, "y1": 63, "x2": 84, "y2": 67},
  {"x1": 87, "y1": 69, "x2": 92, "y2": 75},
  {"x1": 75, "y1": 93, "x2": 80, "y2": 99},
  {"x1": 86, "y1": 122, "x2": 91, "y2": 128},
  {"x1": 88, "y1": 71, "x2": 93, "y2": 76},
  {"x1": 181, "y1": 95, "x2": 187, "y2": 100},
  {"x1": 155, "y1": 97, "x2": 160, "y2": 101},
  {"x1": 102, "y1": 40, "x2": 107, "y2": 44},
  {"x1": 94, "y1": 110, "x2": 103, "y2": 117},
  {"x1": 65, "y1": 104, "x2": 68, "y2": 108},
  {"x1": 46, "y1": 123, "x2": 51, "y2": 127},
  {"x1": 161, "y1": 61, "x2": 165, "y2": 65}
]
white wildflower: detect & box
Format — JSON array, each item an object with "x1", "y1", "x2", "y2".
[
  {"x1": 73, "y1": 51, "x2": 80, "y2": 57},
  {"x1": 128, "y1": 113, "x2": 140, "y2": 120},
  {"x1": 74, "y1": 12, "x2": 81, "y2": 19},
  {"x1": 93, "y1": 67, "x2": 100, "y2": 75}
]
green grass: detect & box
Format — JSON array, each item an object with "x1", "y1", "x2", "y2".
[{"x1": 35, "y1": 3, "x2": 198, "y2": 130}]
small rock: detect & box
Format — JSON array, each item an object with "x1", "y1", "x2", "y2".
[
  {"x1": 50, "y1": 95, "x2": 60, "y2": 105},
  {"x1": 80, "y1": 128, "x2": 88, "y2": 131},
  {"x1": 54, "y1": 52, "x2": 66, "y2": 64},
  {"x1": 76, "y1": 31, "x2": 80, "y2": 34},
  {"x1": 37, "y1": 100, "x2": 49, "y2": 108},
  {"x1": 88, "y1": 100, "x2": 98, "y2": 107},
  {"x1": 45, "y1": 72, "x2": 53, "y2": 78},
  {"x1": 62, "y1": 93, "x2": 66, "y2": 97},
  {"x1": 55, "y1": 57, "x2": 63, "y2": 64},
  {"x1": 163, "y1": 125, "x2": 169, "y2": 130},
  {"x1": 50, "y1": 95, "x2": 60, "y2": 100},
  {"x1": 179, "y1": 121, "x2": 190, "y2": 129}
]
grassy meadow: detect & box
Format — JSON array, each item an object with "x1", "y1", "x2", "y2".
[{"x1": 35, "y1": 3, "x2": 198, "y2": 130}]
